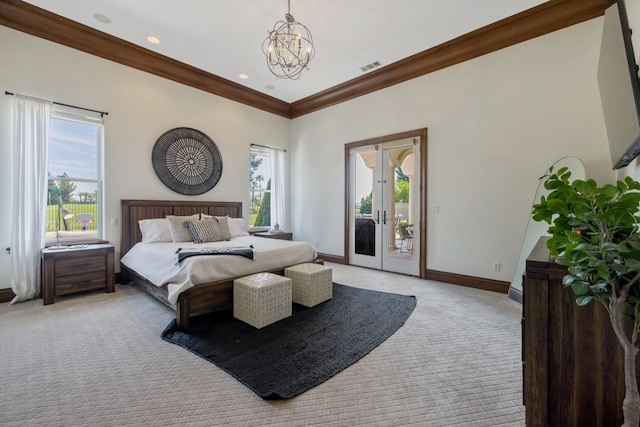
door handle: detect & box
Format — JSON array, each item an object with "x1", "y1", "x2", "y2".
[
  {"x1": 376, "y1": 210, "x2": 380, "y2": 225},
  {"x1": 383, "y1": 210, "x2": 387, "y2": 225}
]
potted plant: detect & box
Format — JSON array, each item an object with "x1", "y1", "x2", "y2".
[{"x1": 531, "y1": 167, "x2": 640, "y2": 426}]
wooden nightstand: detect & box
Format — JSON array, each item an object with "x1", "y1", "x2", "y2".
[
  {"x1": 254, "y1": 232, "x2": 293, "y2": 241},
  {"x1": 41, "y1": 244, "x2": 115, "y2": 305}
]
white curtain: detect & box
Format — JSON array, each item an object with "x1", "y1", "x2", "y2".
[
  {"x1": 270, "y1": 148, "x2": 286, "y2": 230},
  {"x1": 10, "y1": 95, "x2": 52, "y2": 304}
]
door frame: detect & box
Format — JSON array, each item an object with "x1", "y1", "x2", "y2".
[{"x1": 344, "y1": 128, "x2": 427, "y2": 279}]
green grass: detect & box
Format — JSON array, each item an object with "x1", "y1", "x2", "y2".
[{"x1": 46, "y1": 203, "x2": 98, "y2": 232}]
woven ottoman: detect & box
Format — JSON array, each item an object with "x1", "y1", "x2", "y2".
[
  {"x1": 284, "y1": 263, "x2": 333, "y2": 307},
  {"x1": 233, "y1": 272, "x2": 292, "y2": 329}
]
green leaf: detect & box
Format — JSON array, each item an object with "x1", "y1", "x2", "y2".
[
  {"x1": 576, "y1": 295, "x2": 594, "y2": 306},
  {"x1": 571, "y1": 281, "x2": 591, "y2": 295},
  {"x1": 601, "y1": 184, "x2": 618, "y2": 200},
  {"x1": 619, "y1": 192, "x2": 640, "y2": 206},
  {"x1": 575, "y1": 179, "x2": 596, "y2": 195},
  {"x1": 547, "y1": 199, "x2": 569, "y2": 215},
  {"x1": 618, "y1": 181, "x2": 629, "y2": 193},
  {"x1": 593, "y1": 279, "x2": 609, "y2": 290},
  {"x1": 625, "y1": 176, "x2": 640, "y2": 190}
]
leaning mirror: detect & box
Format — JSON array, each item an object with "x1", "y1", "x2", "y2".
[{"x1": 508, "y1": 156, "x2": 586, "y2": 301}]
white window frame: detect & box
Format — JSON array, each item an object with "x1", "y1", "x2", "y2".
[{"x1": 45, "y1": 108, "x2": 104, "y2": 245}]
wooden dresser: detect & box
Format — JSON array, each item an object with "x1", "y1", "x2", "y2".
[
  {"x1": 41, "y1": 244, "x2": 115, "y2": 305},
  {"x1": 523, "y1": 237, "x2": 639, "y2": 426}
]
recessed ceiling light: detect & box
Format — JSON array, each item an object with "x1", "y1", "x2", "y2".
[
  {"x1": 147, "y1": 36, "x2": 160, "y2": 44},
  {"x1": 239, "y1": 74, "x2": 249, "y2": 80},
  {"x1": 265, "y1": 85, "x2": 275, "y2": 90},
  {"x1": 92, "y1": 13, "x2": 111, "y2": 24}
]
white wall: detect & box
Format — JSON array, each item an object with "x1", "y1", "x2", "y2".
[
  {"x1": 290, "y1": 18, "x2": 614, "y2": 284},
  {"x1": 0, "y1": 16, "x2": 621, "y2": 291},
  {"x1": 0, "y1": 26, "x2": 290, "y2": 287}
]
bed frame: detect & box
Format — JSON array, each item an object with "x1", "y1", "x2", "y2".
[{"x1": 120, "y1": 199, "x2": 318, "y2": 330}]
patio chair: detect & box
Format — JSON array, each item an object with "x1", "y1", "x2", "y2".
[
  {"x1": 399, "y1": 224, "x2": 413, "y2": 253},
  {"x1": 76, "y1": 213, "x2": 93, "y2": 231}
]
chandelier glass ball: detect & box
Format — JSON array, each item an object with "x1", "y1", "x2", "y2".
[{"x1": 262, "y1": 1, "x2": 315, "y2": 80}]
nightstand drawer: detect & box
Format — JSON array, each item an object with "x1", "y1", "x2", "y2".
[
  {"x1": 56, "y1": 254, "x2": 106, "y2": 276},
  {"x1": 55, "y1": 270, "x2": 106, "y2": 295}
]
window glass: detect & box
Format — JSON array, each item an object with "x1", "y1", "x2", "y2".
[
  {"x1": 249, "y1": 148, "x2": 271, "y2": 228},
  {"x1": 46, "y1": 112, "x2": 103, "y2": 243}
]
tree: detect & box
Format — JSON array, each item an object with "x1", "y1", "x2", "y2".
[
  {"x1": 57, "y1": 173, "x2": 76, "y2": 203},
  {"x1": 359, "y1": 192, "x2": 372, "y2": 215},
  {"x1": 254, "y1": 179, "x2": 271, "y2": 227},
  {"x1": 532, "y1": 167, "x2": 640, "y2": 426},
  {"x1": 78, "y1": 192, "x2": 90, "y2": 203},
  {"x1": 395, "y1": 180, "x2": 409, "y2": 203},
  {"x1": 47, "y1": 173, "x2": 60, "y2": 206},
  {"x1": 249, "y1": 154, "x2": 263, "y2": 182},
  {"x1": 396, "y1": 167, "x2": 409, "y2": 182},
  {"x1": 250, "y1": 154, "x2": 263, "y2": 214}
]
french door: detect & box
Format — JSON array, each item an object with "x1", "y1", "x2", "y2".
[{"x1": 348, "y1": 137, "x2": 422, "y2": 276}]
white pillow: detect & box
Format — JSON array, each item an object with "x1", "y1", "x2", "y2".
[
  {"x1": 166, "y1": 214, "x2": 200, "y2": 242},
  {"x1": 139, "y1": 218, "x2": 172, "y2": 243},
  {"x1": 229, "y1": 218, "x2": 250, "y2": 237}
]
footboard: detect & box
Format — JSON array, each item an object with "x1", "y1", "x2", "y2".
[{"x1": 125, "y1": 262, "x2": 324, "y2": 330}]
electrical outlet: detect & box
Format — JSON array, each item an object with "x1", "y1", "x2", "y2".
[
  {"x1": 315, "y1": 241, "x2": 319, "y2": 248},
  {"x1": 492, "y1": 262, "x2": 501, "y2": 271}
]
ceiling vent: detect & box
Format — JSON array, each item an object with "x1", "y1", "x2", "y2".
[{"x1": 360, "y1": 60, "x2": 383, "y2": 73}]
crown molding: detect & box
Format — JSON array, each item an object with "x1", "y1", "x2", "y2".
[
  {"x1": 0, "y1": 0, "x2": 291, "y2": 118},
  {"x1": 0, "y1": 0, "x2": 609, "y2": 119},
  {"x1": 290, "y1": 0, "x2": 610, "y2": 117}
]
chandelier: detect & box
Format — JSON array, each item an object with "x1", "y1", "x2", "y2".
[{"x1": 262, "y1": 0, "x2": 315, "y2": 80}]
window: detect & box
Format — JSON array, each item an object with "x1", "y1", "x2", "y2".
[
  {"x1": 249, "y1": 146, "x2": 271, "y2": 228},
  {"x1": 46, "y1": 109, "x2": 104, "y2": 244}
]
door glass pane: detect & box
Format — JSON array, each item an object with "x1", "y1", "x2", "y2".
[
  {"x1": 353, "y1": 149, "x2": 376, "y2": 256},
  {"x1": 387, "y1": 145, "x2": 415, "y2": 262}
]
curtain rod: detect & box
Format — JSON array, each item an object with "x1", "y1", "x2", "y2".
[
  {"x1": 5, "y1": 91, "x2": 109, "y2": 117},
  {"x1": 251, "y1": 143, "x2": 286, "y2": 152}
]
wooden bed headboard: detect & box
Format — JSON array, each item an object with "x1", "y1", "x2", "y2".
[{"x1": 120, "y1": 199, "x2": 243, "y2": 257}]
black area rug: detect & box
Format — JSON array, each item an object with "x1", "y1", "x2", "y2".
[{"x1": 161, "y1": 283, "x2": 416, "y2": 399}]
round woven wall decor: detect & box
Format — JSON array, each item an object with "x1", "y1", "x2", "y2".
[{"x1": 152, "y1": 127, "x2": 223, "y2": 195}]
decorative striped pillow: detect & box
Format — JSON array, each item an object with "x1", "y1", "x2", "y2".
[
  {"x1": 187, "y1": 218, "x2": 225, "y2": 243},
  {"x1": 166, "y1": 214, "x2": 200, "y2": 242},
  {"x1": 200, "y1": 214, "x2": 233, "y2": 241}
]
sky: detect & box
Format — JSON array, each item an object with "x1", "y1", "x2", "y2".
[{"x1": 49, "y1": 117, "x2": 100, "y2": 197}]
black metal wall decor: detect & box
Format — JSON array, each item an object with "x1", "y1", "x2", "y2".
[{"x1": 152, "y1": 127, "x2": 223, "y2": 195}]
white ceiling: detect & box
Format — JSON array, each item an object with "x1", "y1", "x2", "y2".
[{"x1": 23, "y1": 0, "x2": 548, "y2": 103}]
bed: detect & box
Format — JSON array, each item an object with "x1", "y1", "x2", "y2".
[{"x1": 120, "y1": 199, "x2": 318, "y2": 329}]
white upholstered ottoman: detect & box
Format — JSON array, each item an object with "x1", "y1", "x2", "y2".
[
  {"x1": 233, "y1": 272, "x2": 292, "y2": 329},
  {"x1": 284, "y1": 263, "x2": 333, "y2": 307}
]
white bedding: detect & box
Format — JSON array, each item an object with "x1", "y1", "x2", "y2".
[{"x1": 121, "y1": 236, "x2": 317, "y2": 304}]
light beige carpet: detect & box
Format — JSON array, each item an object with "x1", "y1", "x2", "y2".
[{"x1": 0, "y1": 263, "x2": 525, "y2": 426}]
